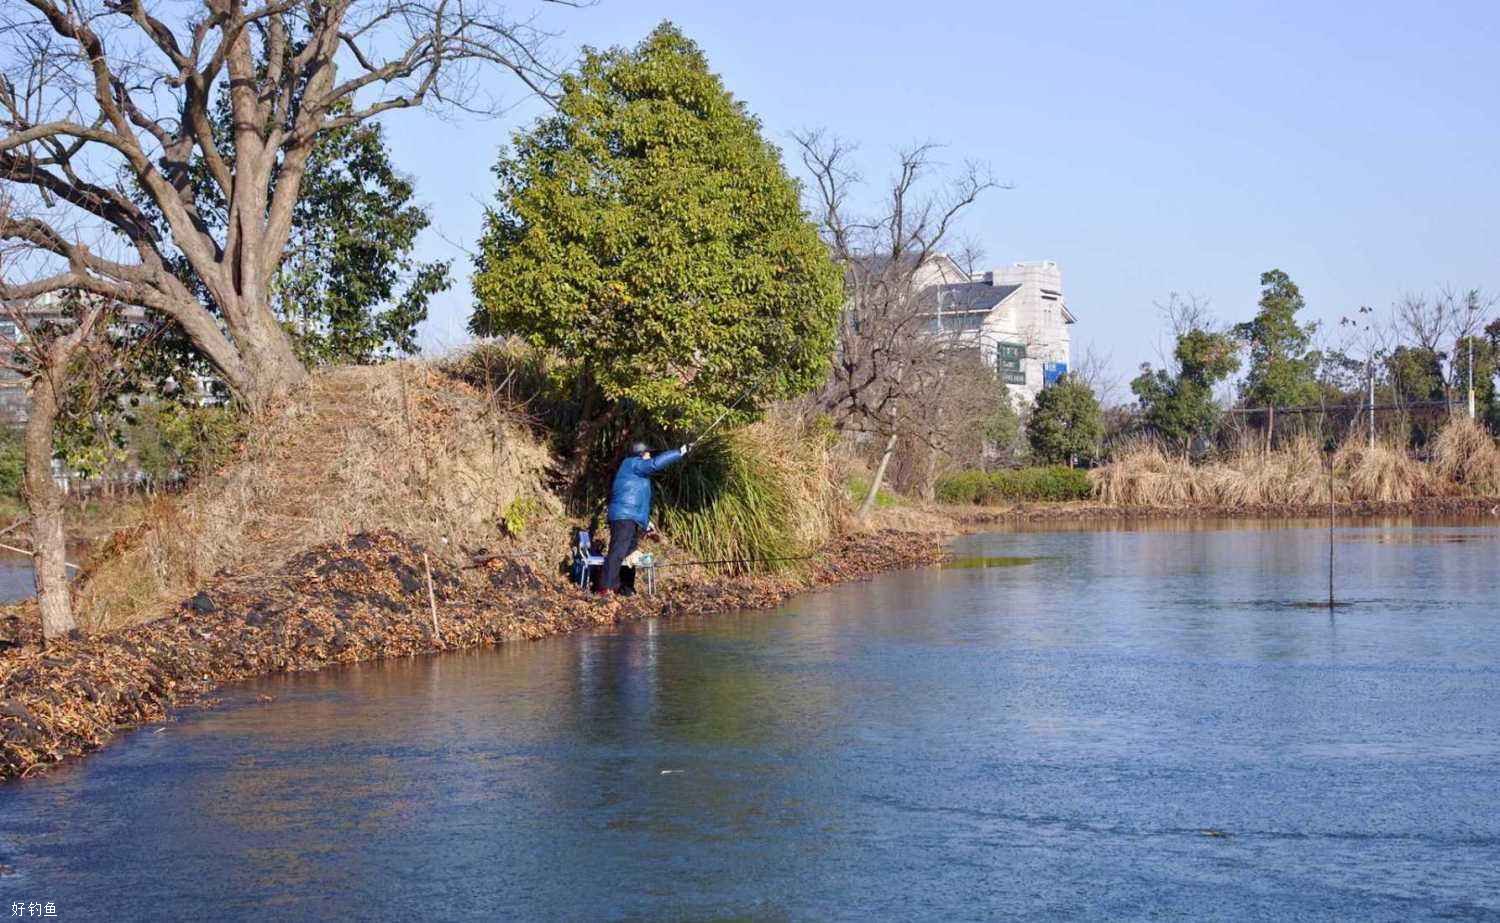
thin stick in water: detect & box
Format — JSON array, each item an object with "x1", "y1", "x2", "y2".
[
  {"x1": 423, "y1": 551, "x2": 440, "y2": 638},
  {"x1": 1328, "y1": 450, "x2": 1335, "y2": 609}
]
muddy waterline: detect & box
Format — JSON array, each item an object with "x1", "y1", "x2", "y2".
[{"x1": 2, "y1": 519, "x2": 1497, "y2": 920}]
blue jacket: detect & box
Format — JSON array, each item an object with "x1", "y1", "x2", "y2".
[{"x1": 607, "y1": 449, "x2": 683, "y2": 526}]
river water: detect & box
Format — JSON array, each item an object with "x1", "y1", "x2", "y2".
[
  {"x1": 0, "y1": 555, "x2": 34, "y2": 603},
  {"x1": 2, "y1": 520, "x2": 1498, "y2": 921}
]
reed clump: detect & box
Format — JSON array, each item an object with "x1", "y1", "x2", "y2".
[
  {"x1": 1093, "y1": 420, "x2": 1497, "y2": 508},
  {"x1": 1431, "y1": 417, "x2": 1500, "y2": 496},
  {"x1": 655, "y1": 417, "x2": 838, "y2": 571},
  {"x1": 1335, "y1": 441, "x2": 1429, "y2": 502},
  {"x1": 1089, "y1": 440, "x2": 1195, "y2": 508}
]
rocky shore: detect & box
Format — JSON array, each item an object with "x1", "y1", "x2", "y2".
[{"x1": 0, "y1": 528, "x2": 946, "y2": 783}]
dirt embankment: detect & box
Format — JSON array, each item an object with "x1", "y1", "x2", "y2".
[{"x1": 0, "y1": 528, "x2": 945, "y2": 783}]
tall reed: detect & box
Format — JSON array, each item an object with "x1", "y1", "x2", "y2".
[
  {"x1": 654, "y1": 419, "x2": 836, "y2": 572},
  {"x1": 1092, "y1": 420, "x2": 1498, "y2": 508}
]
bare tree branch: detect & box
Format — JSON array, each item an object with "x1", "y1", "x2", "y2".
[{"x1": 2, "y1": 0, "x2": 576, "y2": 404}]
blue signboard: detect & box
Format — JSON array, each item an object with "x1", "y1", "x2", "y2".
[{"x1": 1043, "y1": 362, "x2": 1068, "y2": 386}]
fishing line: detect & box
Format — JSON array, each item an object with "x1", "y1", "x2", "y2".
[
  {"x1": 686, "y1": 382, "x2": 757, "y2": 448},
  {"x1": 655, "y1": 553, "x2": 815, "y2": 568}
]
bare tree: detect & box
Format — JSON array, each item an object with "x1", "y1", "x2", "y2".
[
  {"x1": 2, "y1": 293, "x2": 118, "y2": 641},
  {"x1": 1393, "y1": 287, "x2": 1495, "y2": 411},
  {"x1": 1, "y1": 0, "x2": 575, "y2": 407},
  {"x1": 1394, "y1": 291, "x2": 1448, "y2": 358},
  {"x1": 793, "y1": 130, "x2": 1001, "y2": 516},
  {"x1": 1069, "y1": 341, "x2": 1119, "y2": 408},
  {"x1": 1149, "y1": 292, "x2": 1216, "y2": 368},
  {"x1": 1439, "y1": 286, "x2": 1496, "y2": 416}
]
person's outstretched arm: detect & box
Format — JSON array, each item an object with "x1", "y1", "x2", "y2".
[{"x1": 645, "y1": 446, "x2": 685, "y2": 474}]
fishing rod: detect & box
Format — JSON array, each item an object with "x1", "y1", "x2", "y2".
[
  {"x1": 685, "y1": 351, "x2": 796, "y2": 448},
  {"x1": 686, "y1": 385, "x2": 756, "y2": 449}
]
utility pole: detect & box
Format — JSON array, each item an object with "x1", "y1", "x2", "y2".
[
  {"x1": 1368, "y1": 364, "x2": 1376, "y2": 450},
  {"x1": 1469, "y1": 332, "x2": 1477, "y2": 420}
]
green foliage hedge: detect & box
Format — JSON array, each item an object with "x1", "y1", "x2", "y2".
[
  {"x1": 936, "y1": 467, "x2": 1094, "y2": 504},
  {"x1": 0, "y1": 428, "x2": 23, "y2": 498}
]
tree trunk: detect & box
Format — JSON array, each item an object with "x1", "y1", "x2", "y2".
[
  {"x1": 860, "y1": 432, "x2": 899, "y2": 520},
  {"x1": 230, "y1": 305, "x2": 307, "y2": 408},
  {"x1": 920, "y1": 440, "x2": 939, "y2": 503},
  {"x1": 22, "y1": 376, "x2": 75, "y2": 642}
]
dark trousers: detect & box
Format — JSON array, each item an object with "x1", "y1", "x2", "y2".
[{"x1": 601, "y1": 519, "x2": 641, "y2": 592}]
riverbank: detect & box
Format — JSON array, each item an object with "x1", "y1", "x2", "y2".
[
  {"x1": 939, "y1": 494, "x2": 1500, "y2": 528},
  {"x1": 0, "y1": 527, "x2": 945, "y2": 782}
]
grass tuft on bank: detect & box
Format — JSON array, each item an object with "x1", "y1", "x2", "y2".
[{"x1": 655, "y1": 419, "x2": 838, "y2": 571}]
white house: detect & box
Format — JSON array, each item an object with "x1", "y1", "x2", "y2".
[{"x1": 915, "y1": 257, "x2": 1076, "y2": 402}]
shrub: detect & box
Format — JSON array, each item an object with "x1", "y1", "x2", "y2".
[
  {"x1": 999, "y1": 467, "x2": 1093, "y2": 501},
  {"x1": 936, "y1": 467, "x2": 1094, "y2": 504},
  {"x1": 935, "y1": 470, "x2": 990, "y2": 504}
]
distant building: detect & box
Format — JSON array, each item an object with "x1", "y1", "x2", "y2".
[{"x1": 914, "y1": 256, "x2": 1076, "y2": 402}]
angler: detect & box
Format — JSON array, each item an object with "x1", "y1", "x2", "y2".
[{"x1": 598, "y1": 441, "x2": 688, "y2": 595}]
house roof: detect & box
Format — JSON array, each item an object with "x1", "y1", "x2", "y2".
[{"x1": 938, "y1": 282, "x2": 1020, "y2": 312}]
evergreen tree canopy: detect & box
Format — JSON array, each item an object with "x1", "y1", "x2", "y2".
[
  {"x1": 1026, "y1": 374, "x2": 1103, "y2": 466},
  {"x1": 1387, "y1": 345, "x2": 1447, "y2": 404},
  {"x1": 1234, "y1": 269, "x2": 1321, "y2": 410},
  {"x1": 470, "y1": 23, "x2": 843, "y2": 430},
  {"x1": 276, "y1": 117, "x2": 451, "y2": 365},
  {"x1": 984, "y1": 378, "x2": 1023, "y2": 461},
  {"x1": 1131, "y1": 328, "x2": 1240, "y2": 450},
  {"x1": 1451, "y1": 334, "x2": 1498, "y2": 430}
]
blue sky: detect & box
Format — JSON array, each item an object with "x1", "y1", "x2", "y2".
[{"x1": 386, "y1": 0, "x2": 1500, "y2": 390}]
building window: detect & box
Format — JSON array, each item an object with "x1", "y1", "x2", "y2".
[
  {"x1": 996, "y1": 341, "x2": 1026, "y2": 384},
  {"x1": 922, "y1": 312, "x2": 986, "y2": 334}
]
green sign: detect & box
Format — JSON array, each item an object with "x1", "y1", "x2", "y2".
[{"x1": 997, "y1": 342, "x2": 1026, "y2": 385}]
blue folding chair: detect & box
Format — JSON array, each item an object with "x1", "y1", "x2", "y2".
[{"x1": 574, "y1": 530, "x2": 606, "y2": 589}]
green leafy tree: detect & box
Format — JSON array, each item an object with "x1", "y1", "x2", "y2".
[
  {"x1": 1130, "y1": 328, "x2": 1240, "y2": 451},
  {"x1": 274, "y1": 118, "x2": 451, "y2": 365},
  {"x1": 1387, "y1": 345, "x2": 1447, "y2": 405},
  {"x1": 1026, "y1": 374, "x2": 1103, "y2": 466},
  {"x1": 470, "y1": 23, "x2": 843, "y2": 431},
  {"x1": 984, "y1": 379, "x2": 1023, "y2": 464},
  {"x1": 1234, "y1": 270, "x2": 1321, "y2": 421}
]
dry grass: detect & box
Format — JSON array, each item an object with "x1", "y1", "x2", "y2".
[
  {"x1": 1093, "y1": 422, "x2": 1499, "y2": 508},
  {"x1": 74, "y1": 362, "x2": 556, "y2": 631},
  {"x1": 1090, "y1": 440, "x2": 1196, "y2": 508},
  {"x1": 1335, "y1": 441, "x2": 1430, "y2": 502},
  {"x1": 1431, "y1": 417, "x2": 1500, "y2": 495}
]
